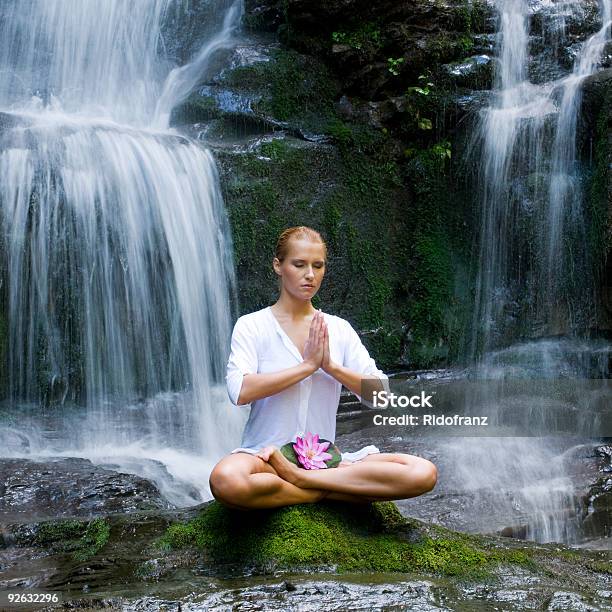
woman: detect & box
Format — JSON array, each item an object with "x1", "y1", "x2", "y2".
[{"x1": 209, "y1": 226, "x2": 437, "y2": 510}]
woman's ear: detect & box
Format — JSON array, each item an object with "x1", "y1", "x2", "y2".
[{"x1": 272, "y1": 257, "x2": 282, "y2": 276}]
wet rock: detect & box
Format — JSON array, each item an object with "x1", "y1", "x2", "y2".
[
  {"x1": 0, "y1": 498, "x2": 609, "y2": 609},
  {"x1": 0, "y1": 457, "x2": 173, "y2": 522},
  {"x1": 160, "y1": 0, "x2": 237, "y2": 64},
  {"x1": 0, "y1": 111, "x2": 32, "y2": 131},
  {"x1": 547, "y1": 591, "x2": 600, "y2": 611},
  {"x1": 581, "y1": 68, "x2": 612, "y2": 122},
  {"x1": 582, "y1": 475, "x2": 612, "y2": 541},
  {"x1": 243, "y1": 0, "x2": 496, "y2": 97},
  {"x1": 442, "y1": 54, "x2": 494, "y2": 88}
]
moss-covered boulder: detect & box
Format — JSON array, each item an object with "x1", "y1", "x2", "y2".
[
  {"x1": 2, "y1": 499, "x2": 610, "y2": 608},
  {"x1": 156, "y1": 500, "x2": 611, "y2": 585}
]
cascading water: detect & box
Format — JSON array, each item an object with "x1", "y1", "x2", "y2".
[
  {"x1": 0, "y1": 0, "x2": 247, "y2": 505},
  {"x1": 472, "y1": 0, "x2": 611, "y2": 350},
  {"x1": 459, "y1": 0, "x2": 612, "y2": 543}
]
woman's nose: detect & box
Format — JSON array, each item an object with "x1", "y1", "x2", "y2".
[{"x1": 304, "y1": 267, "x2": 314, "y2": 279}]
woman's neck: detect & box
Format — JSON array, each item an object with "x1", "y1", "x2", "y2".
[{"x1": 272, "y1": 292, "x2": 316, "y2": 320}]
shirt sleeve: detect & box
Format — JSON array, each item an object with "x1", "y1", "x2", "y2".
[
  {"x1": 342, "y1": 320, "x2": 390, "y2": 405},
  {"x1": 226, "y1": 316, "x2": 258, "y2": 406}
]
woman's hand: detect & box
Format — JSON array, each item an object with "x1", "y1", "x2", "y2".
[
  {"x1": 303, "y1": 310, "x2": 326, "y2": 373},
  {"x1": 321, "y1": 322, "x2": 336, "y2": 374}
]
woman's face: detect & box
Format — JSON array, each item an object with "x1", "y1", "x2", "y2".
[{"x1": 273, "y1": 238, "x2": 326, "y2": 301}]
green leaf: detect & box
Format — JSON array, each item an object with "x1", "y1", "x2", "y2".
[{"x1": 280, "y1": 438, "x2": 342, "y2": 469}]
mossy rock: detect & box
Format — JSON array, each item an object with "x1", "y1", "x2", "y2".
[
  {"x1": 156, "y1": 500, "x2": 540, "y2": 578},
  {"x1": 17, "y1": 517, "x2": 112, "y2": 562}
]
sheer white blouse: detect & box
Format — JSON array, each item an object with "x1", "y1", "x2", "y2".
[{"x1": 226, "y1": 306, "x2": 389, "y2": 462}]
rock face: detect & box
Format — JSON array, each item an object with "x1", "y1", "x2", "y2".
[
  {"x1": 582, "y1": 69, "x2": 612, "y2": 334},
  {"x1": 173, "y1": 0, "x2": 497, "y2": 369},
  {"x1": 0, "y1": 457, "x2": 174, "y2": 523},
  {"x1": 180, "y1": 0, "x2": 611, "y2": 370}
]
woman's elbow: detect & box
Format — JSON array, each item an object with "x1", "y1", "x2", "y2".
[
  {"x1": 236, "y1": 376, "x2": 254, "y2": 405},
  {"x1": 236, "y1": 391, "x2": 250, "y2": 405}
]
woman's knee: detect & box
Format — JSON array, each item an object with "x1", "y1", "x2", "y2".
[
  {"x1": 411, "y1": 459, "x2": 437, "y2": 495},
  {"x1": 397, "y1": 459, "x2": 437, "y2": 497},
  {"x1": 209, "y1": 463, "x2": 251, "y2": 504},
  {"x1": 421, "y1": 460, "x2": 438, "y2": 492}
]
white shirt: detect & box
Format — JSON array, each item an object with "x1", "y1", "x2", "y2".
[{"x1": 226, "y1": 306, "x2": 389, "y2": 456}]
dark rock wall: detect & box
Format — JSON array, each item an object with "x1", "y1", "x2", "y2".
[
  {"x1": 583, "y1": 68, "x2": 612, "y2": 334},
  {"x1": 197, "y1": 0, "x2": 611, "y2": 369},
  {"x1": 195, "y1": 0, "x2": 498, "y2": 369}
]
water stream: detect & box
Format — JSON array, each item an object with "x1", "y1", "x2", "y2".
[
  {"x1": 462, "y1": 0, "x2": 612, "y2": 543},
  {"x1": 0, "y1": 0, "x2": 247, "y2": 504}
]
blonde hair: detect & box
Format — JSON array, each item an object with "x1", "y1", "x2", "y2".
[{"x1": 274, "y1": 226, "x2": 327, "y2": 262}]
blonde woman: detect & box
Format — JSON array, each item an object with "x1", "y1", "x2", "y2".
[{"x1": 209, "y1": 226, "x2": 437, "y2": 510}]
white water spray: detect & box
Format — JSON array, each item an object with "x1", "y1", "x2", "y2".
[{"x1": 0, "y1": 0, "x2": 246, "y2": 505}]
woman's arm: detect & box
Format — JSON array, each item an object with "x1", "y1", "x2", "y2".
[
  {"x1": 238, "y1": 362, "x2": 315, "y2": 405},
  {"x1": 321, "y1": 324, "x2": 385, "y2": 403},
  {"x1": 236, "y1": 310, "x2": 327, "y2": 405},
  {"x1": 322, "y1": 362, "x2": 384, "y2": 401}
]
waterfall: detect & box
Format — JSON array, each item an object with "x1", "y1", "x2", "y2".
[
  {"x1": 462, "y1": 0, "x2": 612, "y2": 543},
  {"x1": 471, "y1": 0, "x2": 611, "y2": 352},
  {"x1": 546, "y1": 0, "x2": 612, "y2": 305},
  {"x1": 0, "y1": 0, "x2": 246, "y2": 505}
]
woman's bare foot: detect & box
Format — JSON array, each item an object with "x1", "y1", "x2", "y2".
[{"x1": 256, "y1": 446, "x2": 304, "y2": 486}]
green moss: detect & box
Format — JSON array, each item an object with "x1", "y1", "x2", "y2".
[
  {"x1": 33, "y1": 517, "x2": 110, "y2": 562},
  {"x1": 35, "y1": 519, "x2": 86, "y2": 545},
  {"x1": 455, "y1": 0, "x2": 489, "y2": 34},
  {"x1": 407, "y1": 232, "x2": 453, "y2": 364},
  {"x1": 72, "y1": 518, "x2": 111, "y2": 562},
  {"x1": 331, "y1": 22, "x2": 383, "y2": 54},
  {"x1": 395, "y1": 141, "x2": 472, "y2": 368},
  {"x1": 171, "y1": 93, "x2": 220, "y2": 124},
  {"x1": 586, "y1": 559, "x2": 612, "y2": 575},
  {"x1": 404, "y1": 537, "x2": 489, "y2": 578},
  {"x1": 157, "y1": 501, "x2": 530, "y2": 578},
  {"x1": 224, "y1": 50, "x2": 339, "y2": 129},
  {"x1": 488, "y1": 548, "x2": 538, "y2": 573},
  {"x1": 259, "y1": 139, "x2": 291, "y2": 161},
  {"x1": 587, "y1": 87, "x2": 611, "y2": 273},
  {"x1": 457, "y1": 35, "x2": 474, "y2": 54}
]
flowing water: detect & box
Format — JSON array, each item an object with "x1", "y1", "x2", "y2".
[
  {"x1": 462, "y1": 0, "x2": 612, "y2": 543},
  {"x1": 0, "y1": 0, "x2": 247, "y2": 505}
]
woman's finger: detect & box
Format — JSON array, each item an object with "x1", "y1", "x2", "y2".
[{"x1": 308, "y1": 312, "x2": 317, "y2": 340}]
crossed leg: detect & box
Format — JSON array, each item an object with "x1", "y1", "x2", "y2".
[{"x1": 209, "y1": 449, "x2": 437, "y2": 511}]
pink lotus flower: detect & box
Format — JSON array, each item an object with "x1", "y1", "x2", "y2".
[{"x1": 293, "y1": 432, "x2": 333, "y2": 469}]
